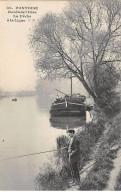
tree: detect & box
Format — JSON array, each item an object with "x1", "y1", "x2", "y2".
[{"x1": 30, "y1": 0, "x2": 121, "y2": 116}]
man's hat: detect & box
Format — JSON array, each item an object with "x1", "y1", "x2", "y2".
[{"x1": 67, "y1": 129, "x2": 75, "y2": 134}]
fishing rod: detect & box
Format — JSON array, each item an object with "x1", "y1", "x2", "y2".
[
  {"x1": 0, "y1": 149, "x2": 59, "y2": 162},
  {"x1": 0, "y1": 146, "x2": 72, "y2": 162},
  {"x1": 0, "y1": 143, "x2": 118, "y2": 179},
  {"x1": 0, "y1": 114, "x2": 102, "y2": 162},
  {"x1": 0, "y1": 146, "x2": 90, "y2": 176}
]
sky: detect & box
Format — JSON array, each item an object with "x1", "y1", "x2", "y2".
[{"x1": 0, "y1": 1, "x2": 68, "y2": 92}]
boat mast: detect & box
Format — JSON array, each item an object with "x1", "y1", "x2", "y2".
[
  {"x1": 71, "y1": 71, "x2": 72, "y2": 98},
  {"x1": 70, "y1": 41, "x2": 72, "y2": 98}
]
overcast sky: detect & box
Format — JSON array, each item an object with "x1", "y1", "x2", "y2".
[{"x1": 0, "y1": 1, "x2": 67, "y2": 91}]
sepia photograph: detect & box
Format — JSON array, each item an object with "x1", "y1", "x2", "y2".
[{"x1": 0, "y1": 0, "x2": 121, "y2": 191}]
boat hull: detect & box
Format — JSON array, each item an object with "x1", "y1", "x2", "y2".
[
  {"x1": 50, "y1": 101, "x2": 86, "y2": 117},
  {"x1": 12, "y1": 98, "x2": 17, "y2": 102},
  {"x1": 49, "y1": 116, "x2": 86, "y2": 129},
  {"x1": 50, "y1": 109, "x2": 86, "y2": 117}
]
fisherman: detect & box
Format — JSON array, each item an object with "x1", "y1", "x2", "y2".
[{"x1": 67, "y1": 129, "x2": 80, "y2": 185}]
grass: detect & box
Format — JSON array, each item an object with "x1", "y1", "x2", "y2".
[
  {"x1": 35, "y1": 113, "x2": 121, "y2": 190},
  {"x1": 35, "y1": 118, "x2": 106, "y2": 190},
  {"x1": 79, "y1": 112, "x2": 121, "y2": 190},
  {"x1": 35, "y1": 164, "x2": 71, "y2": 190}
]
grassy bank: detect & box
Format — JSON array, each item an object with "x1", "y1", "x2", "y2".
[
  {"x1": 35, "y1": 118, "x2": 106, "y2": 190},
  {"x1": 35, "y1": 112, "x2": 121, "y2": 190},
  {"x1": 79, "y1": 113, "x2": 121, "y2": 190}
]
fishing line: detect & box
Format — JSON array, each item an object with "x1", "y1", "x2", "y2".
[
  {"x1": 0, "y1": 112, "x2": 105, "y2": 164},
  {"x1": 0, "y1": 114, "x2": 101, "y2": 162},
  {"x1": 1, "y1": 143, "x2": 119, "y2": 177},
  {"x1": 0, "y1": 149, "x2": 58, "y2": 162}
]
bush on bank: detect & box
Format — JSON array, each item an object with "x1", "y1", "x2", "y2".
[
  {"x1": 35, "y1": 113, "x2": 121, "y2": 190},
  {"x1": 79, "y1": 113, "x2": 121, "y2": 190},
  {"x1": 35, "y1": 164, "x2": 71, "y2": 190},
  {"x1": 35, "y1": 119, "x2": 106, "y2": 190}
]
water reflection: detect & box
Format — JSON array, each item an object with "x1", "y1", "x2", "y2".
[{"x1": 49, "y1": 116, "x2": 86, "y2": 130}]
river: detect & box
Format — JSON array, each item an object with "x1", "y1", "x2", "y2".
[{"x1": 0, "y1": 96, "x2": 86, "y2": 190}]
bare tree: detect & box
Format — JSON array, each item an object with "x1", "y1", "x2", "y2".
[{"x1": 30, "y1": 0, "x2": 121, "y2": 115}]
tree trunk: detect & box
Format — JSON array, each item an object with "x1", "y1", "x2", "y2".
[{"x1": 77, "y1": 76, "x2": 97, "y2": 102}]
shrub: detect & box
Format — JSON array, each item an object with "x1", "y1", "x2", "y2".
[
  {"x1": 35, "y1": 163, "x2": 71, "y2": 190},
  {"x1": 35, "y1": 116, "x2": 106, "y2": 190},
  {"x1": 79, "y1": 113, "x2": 121, "y2": 190}
]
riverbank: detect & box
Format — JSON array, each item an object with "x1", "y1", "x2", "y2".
[
  {"x1": 35, "y1": 116, "x2": 106, "y2": 190},
  {"x1": 35, "y1": 111, "x2": 121, "y2": 190},
  {"x1": 79, "y1": 112, "x2": 121, "y2": 190}
]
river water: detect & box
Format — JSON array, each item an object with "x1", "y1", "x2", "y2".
[{"x1": 0, "y1": 96, "x2": 86, "y2": 190}]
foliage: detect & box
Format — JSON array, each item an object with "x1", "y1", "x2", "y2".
[
  {"x1": 30, "y1": 0, "x2": 121, "y2": 114},
  {"x1": 35, "y1": 112, "x2": 121, "y2": 191},
  {"x1": 35, "y1": 164, "x2": 71, "y2": 190},
  {"x1": 79, "y1": 113, "x2": 121, "y2": 190},
  {"x1": 35, "y1": 118, "x2": 106, "y2": 190},
  {"x1": 55, "y1": 135, "x2": 69, "y2": 166}
]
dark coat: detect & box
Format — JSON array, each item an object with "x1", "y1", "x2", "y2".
[{"x1": 68, "y1": 136, "x2": 80, "y2": 163}]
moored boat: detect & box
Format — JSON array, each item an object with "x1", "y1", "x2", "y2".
[
  {"x1": 12, "y1": 98, "x2": 17, "y2": 102},
  {"x1": 50, "y1": 93, "x2": 86, "y2": 117}
]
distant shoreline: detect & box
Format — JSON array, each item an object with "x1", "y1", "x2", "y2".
[{"x1": 0, "y1": 90, "x2": 36, "y2": 98}]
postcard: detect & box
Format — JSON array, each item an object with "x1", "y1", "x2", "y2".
[{"x1": 0, "y1": 0, "x2": 121, "y2": 191}]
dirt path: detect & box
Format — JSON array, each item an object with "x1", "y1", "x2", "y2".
[{"x1": 105, "y1": 148, "x2": 121, "y2": 190}]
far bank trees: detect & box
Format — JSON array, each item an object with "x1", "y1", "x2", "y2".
[{"x1": 30, "y1": 0, "x2": 121, "y2": 116}]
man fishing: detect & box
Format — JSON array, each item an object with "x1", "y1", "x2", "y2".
[{"x1": 67, "y1": 129, "x2": 80, "y2": 185}]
